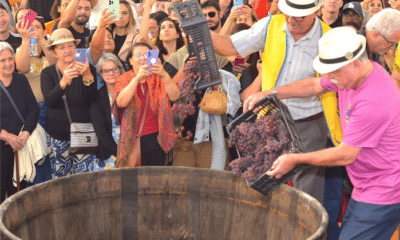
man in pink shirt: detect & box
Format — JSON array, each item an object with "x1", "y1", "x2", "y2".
[{"x1": 244, "y1": 27, "x2": 400, "y2": 239}]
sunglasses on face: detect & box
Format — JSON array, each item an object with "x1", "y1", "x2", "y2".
[
  {"x1": 342, "y1": 13, "x2": 361, "y2": 18},
  {"x1": 205, "y1": 11, "x2": 217, "y2": 18}
]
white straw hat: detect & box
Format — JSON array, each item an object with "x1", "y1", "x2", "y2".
[
  {"x1": 46, "y1": 28, "x2": 81, "y2": 49},
  {"x1": 313, "y1": 27, "x2": 366, "y2": 74},
  {"x1": 278, "y1": 0, "x2": 323, "y2": 17}
]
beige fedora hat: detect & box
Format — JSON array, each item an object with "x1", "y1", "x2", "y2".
[
  {"x1": 313, "y1": 27, "x2": 366, "y2": 74},
  {"x1": 46, "y1": 28, "x2": 81, "y2": 49},
  {"x1": 278, "y1": 0, "x2": 323, "y2": 17}
]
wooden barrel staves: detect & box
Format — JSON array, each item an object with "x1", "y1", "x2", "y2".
[{"x1": 0, "y1": 167, "x2": 328, "y2": 240}]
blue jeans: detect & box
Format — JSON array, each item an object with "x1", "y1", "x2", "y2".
[{"x1": 339, "y1": 198, "x2": 400, "y2": 240}]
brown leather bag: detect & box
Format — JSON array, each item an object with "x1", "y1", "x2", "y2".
[
  {"x1": 199, "y1": 87, "x2": 227, "y2": 115},
  {"x1": 127, "y1": 91, "x2": 150, "y2": 167}
]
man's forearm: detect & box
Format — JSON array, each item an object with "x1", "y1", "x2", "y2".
[
  {"x1": 276, "y1": 77, "x2": 327, "y2": 99},
  {"x1": 295, "y1": 143, "x2": 359, "y2": 167},
  {"x1": 58, "y1": 0, "x2": 79, "y2": 28},
  {"x1": 210, "y1": 31, "x2": 239, "y2": 57}
]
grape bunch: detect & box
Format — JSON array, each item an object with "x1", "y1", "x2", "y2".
[
  {"x1": 172, "y1": 61, "x2": 200, "y2": 119},
  {"x1": 229, "y1": 112, "x2": 292, "y2": 182},
  {"x1": 171, "y1": 102, "x2": 195, "y2": 119}
]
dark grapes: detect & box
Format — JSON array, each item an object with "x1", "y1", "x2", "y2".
[
  {"x1": 229, "y1": 113, "x2": 292, "y2": 182},
  {"x1": 172, "y1": 61, "x2": 199, "y2": 120}
]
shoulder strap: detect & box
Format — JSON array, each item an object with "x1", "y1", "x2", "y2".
[
  {"x1": 55, "y1": 65, "x2": 73, "y2": 124},
  {"x1": 0, "y1": 80, "x2": 25, "y2": 124},
  {"x1": 137, "y1": 90, "x2": 150, "y2": 138}
]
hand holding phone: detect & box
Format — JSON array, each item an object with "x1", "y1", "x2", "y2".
[
  {"x1": 147, "y1": 50, "x2": 159, "y2": 72},
  {"x1": 234, "y1": 57, "x2": 245, "y2": 67},
  {"x1": 233, "y1": 0, "x2": 243, "y2": 8},
  {"x1": 108, "y1": 0, "x2": 120, "y2": 21},
  {"x1": 75, "y1": 49, "x2": 87, "y2": 64},
  {"x1": 18, "y1": 9, "x2": 37, "y2": 29}
]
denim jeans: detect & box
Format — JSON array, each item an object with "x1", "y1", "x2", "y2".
[{"x1": 339, "y1": 198, "x2": 400, "y2": 240}]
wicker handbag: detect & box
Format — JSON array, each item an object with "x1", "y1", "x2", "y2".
[
  {"x1": 199, "y1": 87, "x2": 227, "y2": 115},
  {"x1": 55, "y1": 65, "x2": 98, "y2": 155}
]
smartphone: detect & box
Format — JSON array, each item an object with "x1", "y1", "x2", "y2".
[
  {"x1": 147, "y1": 50, "x2": 159, "y2": 72},
  {"x1": 234, "y1": 56, "x2": 245, "y2": 67},
  {"x1": 75, "y1": 49, "x2": 87, "y2": 63},
  {"x1": 108, "y1": 0, "x2": 120, "y2": 21},
  {"x1": 18, "y1": 9, "x2": 37, "y2": 29},
  {"x1": 233, "y1": 0, "x2": 243, "y2": 8}
]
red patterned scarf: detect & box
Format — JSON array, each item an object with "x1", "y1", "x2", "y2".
[{"x1": 111, "y1": 70, "x2": 176, "y2": 167}]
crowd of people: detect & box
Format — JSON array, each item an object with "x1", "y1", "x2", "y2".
[{"x1": 0, "y1": 0, "x2": 400, "y2": 239}]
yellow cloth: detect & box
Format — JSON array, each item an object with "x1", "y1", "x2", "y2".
[
  {"x1": 261, "y1": 14, "x2": 342, "y2": 146},
  {"x1": 394, "y1": 47, "x2": 400, "y2": 74}
]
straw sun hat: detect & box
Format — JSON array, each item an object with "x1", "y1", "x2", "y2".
[
  {"x1": 313, "y1": 27, "x2": 367, "y2": 74},
  {"x1": 278, "y1": 0, "x2": 323, "y2": 17},
  {"x1": 46, "y1": 28, "x2": 81, "y2": 49}
]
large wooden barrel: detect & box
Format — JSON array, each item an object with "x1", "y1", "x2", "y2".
[{"x1": 0, "y1": 167, "x2": 328, "y2": 240}]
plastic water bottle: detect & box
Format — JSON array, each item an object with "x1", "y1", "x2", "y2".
[{"x1": 29, "y1": 28, "x2": 38, "y2": 57}]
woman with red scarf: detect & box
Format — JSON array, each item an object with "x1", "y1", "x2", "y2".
[{"x1": 112, "y1": 42, "x2": 179, "y2": 167}]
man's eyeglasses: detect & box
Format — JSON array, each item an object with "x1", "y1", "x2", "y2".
[
  {"x1": 77, "y1": 6, "x2": 91, "y2": 11},
  {"x1": 380, "y1": 34, "x2": 397, "y2": 47},
  {"x1": 204, "y1": 11, "x2": 217, "y2": 18},
  {"x1": 102, "y1": 66, "x2": 120, "y2": 74}
]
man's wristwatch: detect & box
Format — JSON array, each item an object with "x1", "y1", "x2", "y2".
[
  {"x1": 272, "y1": 87, "x2": 278, "y2": 95},
  {"x1": 83, "y1": 77, "x2": 94, "y2": 86}
]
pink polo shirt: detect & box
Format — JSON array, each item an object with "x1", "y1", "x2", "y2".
[{"x1": 320, "y1": 62, "x2": 400, "y2": 204}]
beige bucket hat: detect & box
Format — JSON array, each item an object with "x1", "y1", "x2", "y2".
[{"x1": 46, "y1": 28, "x2": 81, "y2": 49}]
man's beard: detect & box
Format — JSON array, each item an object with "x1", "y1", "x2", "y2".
[
  {"x1": 0, "y1": 28, "x2": 8, "y2": 35},
  {"x1": 344, "y1": 21, "x2": 361, "y2": 31},
  {"x1": 209, "y1": 21, "x2": 220, "y2": 31},
  {"x1": 74, "y1": 15, "x2": 89, "y2": 26}
]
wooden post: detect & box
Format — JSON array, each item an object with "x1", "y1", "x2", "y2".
[{"x1": 14, "y1": 151, "x2": 20, "y2": 192}]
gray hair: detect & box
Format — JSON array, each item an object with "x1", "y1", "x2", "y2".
[
  {"x1": 365, "y1": 8, "x2": 400, "y2": 38},
  {"x1": 96, "y1": 53, "x2": 125, "y2": 77},
  {"x1": 0, "y1": 42, "x2": 14, "y2": 56},
  {"x1": 357, "y1": 49, "x2": 368, "y2": 62}
]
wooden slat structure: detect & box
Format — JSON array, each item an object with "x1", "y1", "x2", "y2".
[{"x1": 0, "y1": 167, "x2": 328, "y2": 240}]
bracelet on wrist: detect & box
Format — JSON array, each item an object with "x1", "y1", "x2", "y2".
[{"x1": 83, "y1": 76, "x2": 94, "y2": 86}]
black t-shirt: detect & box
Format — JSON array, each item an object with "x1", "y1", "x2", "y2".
[
  {"x1": 29, "y1": 0, "x2": 54, "y2": 23},
  {"x1": 1, "y1": 32, "x2": 22, "y2": 53},
  {"x1": 68, "y1": 26, "x2": 90, "y2": 48},
  {"x1": 53, "y1": 22, "x2": 90, "y2": 48},
  {"x1": 114, "y1": 34, "x2": 127, "y2": 57},
  {"x1": 318, "y1": 15, "x2": 343, "y2": 28},
  {"x1": 52, "y1": 20, "x2": 60, "y2": 32}
]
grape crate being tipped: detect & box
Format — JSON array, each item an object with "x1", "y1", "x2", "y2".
[{"x1": 228, "y1": 112, "x2": 292, "y2": 182}]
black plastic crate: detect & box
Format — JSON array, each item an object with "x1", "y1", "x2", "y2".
[
  {"x1": 171, "y1": 1, "x2": 221, "y2": 91},
  {"x1": 226, "y1": 94, "x2": 308, "y2": 196}
]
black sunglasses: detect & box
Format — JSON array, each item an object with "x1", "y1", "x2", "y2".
[{"x1": 205, "y1": 11, "x2": 217, "y2": 18}]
